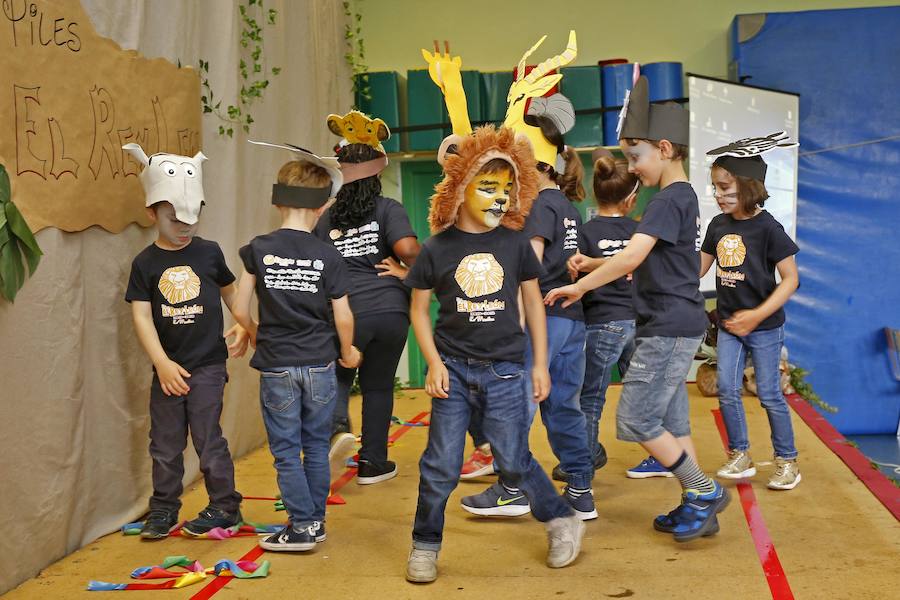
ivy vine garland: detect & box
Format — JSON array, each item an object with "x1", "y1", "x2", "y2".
[
  {"x1": 200, "y1": 0, "x2": 281, "y2": 137},
  {"x1": 343, "y1": 0, "x2": 370, "y2": 105}
]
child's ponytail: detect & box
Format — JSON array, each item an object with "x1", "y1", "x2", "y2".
[
  {"x1": 557, "y1": 147, "x2": 585, "y2": 202},
  {"x1": 529, "y1": 113, "x2": 585, "y2": 202}
]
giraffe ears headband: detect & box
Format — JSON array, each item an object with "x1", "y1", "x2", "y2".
[{"x1": 707, "y1": 131, "x2": 798, "y2": 181}]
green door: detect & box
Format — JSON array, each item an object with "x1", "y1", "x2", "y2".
[{"x1": 401, "y1": 161, "x2": 443, "y2": 387}]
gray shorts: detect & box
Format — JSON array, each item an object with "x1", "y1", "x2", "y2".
[{"x1": 616, "y1": 335, "x2": 703, "y2": 443}]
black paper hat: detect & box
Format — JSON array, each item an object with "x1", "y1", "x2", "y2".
[
  {"x1": 706, "y1": 131, "x2": 798, "y2": 182},
  {"x1": 616, "y1": 75, "x2": 688, "y2": 146}
]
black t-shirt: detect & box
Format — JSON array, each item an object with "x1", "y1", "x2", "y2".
[
  {"x1": 404, "y1": 226, "x2": 543, "y2": 362},
  {"x1": 579, "y1": 216, "x2": 638, "y2": 325},
  {"x1": 239, "y1": 229, "x2": 351, "y2": 369},
  {"x1": 314, "y1": 196, "x2": 416, "y2": 319},
  {"x1": 702, "y1": 210, "x2": 799, "y2": 331},
  {"x1": 523, "y1": 188, "x2": 584, "y2": 321},
  {"x1": 125, "y1": 237, "x2": 234, "y2": 371},
  {"x1": 632, "y1": 182, "x2": 707, "y2": 338}
]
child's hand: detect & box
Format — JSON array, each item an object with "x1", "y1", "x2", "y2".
[
  {"x1": 531, "y1": 366, "x2": 551, "y2": 402},
  {"x1": 566, "y1": 252, "x2": 584, "y2": 281},
  {"x1": 339, "y1": 345, "x2": 362, "y2": 369},
  {"x1": 723, "y1": 309, "x2": 761, "y2": 337},
  {"x1": 425, "y1": 360, "x2": 450, "y2": 399},
  {"x1": 155, "y1": 359, "x2": 191, "y2": 396},
  {"x1": 224, "y1": 323, "x2": 250, "y2": 358},
  {"x1": 375, "y1": 257, "x2": 409, "y2": 280},
  {"x1": 544, "y1": 284, "x2": 585, "y2": 308}
]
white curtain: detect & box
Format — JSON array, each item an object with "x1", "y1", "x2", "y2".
[{"x1": 0, "y1": 1, "x2": 352, "y2": 593}]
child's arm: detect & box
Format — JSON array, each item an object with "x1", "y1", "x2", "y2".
[
  {"x1": 331, "y1": 295, "x2": 361, "y2": 368},
  {"x1": 723, "y1": 256, "x2": 799, "y2": 336},
  {"x1": 131, "y1": 301, "x2": 191, "y2": 396},
  {"x1": 231, "y1": 271, "x2": 259, "y2": 348},
  {"x1": 545, "y1": 233, "x2": 656, "y2": 308},
  {"x1": 219, "y1": 282, "x2": 251, "y2": 357},
  {"x1": 410, "y1": 288, "x2": 449, "y2": 399},
  {"x1": 521, "y1": 279, "x2": 551, "y2": 402},
  {"x1": 699, "y1": 251, "x2": 715, "y2": 277}
]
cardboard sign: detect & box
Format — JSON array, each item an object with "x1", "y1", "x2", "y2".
[{"x1": 0, "y1": 0, "x2": 202, "y2": 233}]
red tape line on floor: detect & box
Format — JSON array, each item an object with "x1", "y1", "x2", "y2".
[
  {"x1": 785, "y1": 394, "x2": 900, "y2": 521},
  {"x1": 190, "y1": 410, "x2": 430, "y2": 600},
  {"x1": 329, "y1": 410, "x2": 430, "y2": 496},
  {"x1": 712, "y1": 409, "x2": 795, "y2": 600}
]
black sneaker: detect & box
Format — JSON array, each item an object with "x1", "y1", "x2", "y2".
[
  {"x1": 357, "y1": 460, "x2": 398, "y2": 485},
  {"x1": 552, "y1": 446, "x2": 608, "y2": 482},
  {"x1": 332, "y1": 417, "x2": 352, "y2": 437},
  {"x1": 563, "y1": 486, "x2": 598, "y2": 521},
  {"x1": 259, "y1": 522, "x2": 322, "y2": 552},
  {"x1": 140, "y1": 508, "x2": 179, "y2": 539},
  {"x1": 181, "y1": 506, "x2": 242, "y2": 537}
]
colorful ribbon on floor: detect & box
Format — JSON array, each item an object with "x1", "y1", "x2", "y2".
[
  {"x1": 391, "y1": 415, "x2": 429, "y2": 427},
  {"x1": 121, "y1": 521, "x2": 281, "y2": 538},
  {"x1": 87, "y1": 555, "x2": 270, "y2": 591}
]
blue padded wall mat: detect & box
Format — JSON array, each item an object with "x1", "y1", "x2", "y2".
[{"x1": 731, "y1": 6, "x2": 900, "y2": 434}]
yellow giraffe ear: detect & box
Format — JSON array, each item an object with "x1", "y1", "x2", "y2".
[{"x1": 326, "y1": 114, "x2": 345, "y2": 136}]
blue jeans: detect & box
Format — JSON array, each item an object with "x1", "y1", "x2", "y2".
[
  {"x1": 535, "y1": 316, "x2": 593, "y2": 489},
  {"x1": 259, "y1": 363, "x2": 336, "y2": 527},
  {"x1": 412, "y1": 355, "x2": 573, "y2": 550},
  {"x1": 617, "y1": 335, "x2": 702, "y2": 442},
  {"x1": 717, "y1": 326, "x2": 798, "y2": 459},
  {"x1": 580, "y1": 320, "x2": 636, "y2": 461}
]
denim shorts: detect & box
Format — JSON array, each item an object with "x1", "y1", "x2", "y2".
[{"x1": 616, "y1": 335, "x2": 702, "y2": 443}]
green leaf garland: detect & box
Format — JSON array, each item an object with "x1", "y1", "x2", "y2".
[{"x1": 0, "y1": 163, "x2": 43, "y2": 302}]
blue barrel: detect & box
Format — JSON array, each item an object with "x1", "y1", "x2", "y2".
[
  {"x1": 642, "y1": 62, "x2": 683, "y2": 102},
  {"x1": 601, "y1": 63, "x2": 635, "y2": 144}
]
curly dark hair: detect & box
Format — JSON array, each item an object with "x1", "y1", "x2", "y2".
[{"x1": 330, "y1": 143, "x2": 383, "y2": 231}]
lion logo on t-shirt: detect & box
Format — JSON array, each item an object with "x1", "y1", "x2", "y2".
[
  {"x1": 716, "y1": 234, "x2": 747, "y2": 268},
  {"x1": 158, "y1": 266, "x2": 201, "y2": 304},
  {"x1": 454, "y1": 253, "x2": 504, "y2": 298}
]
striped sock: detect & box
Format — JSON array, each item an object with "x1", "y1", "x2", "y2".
[
  {"x1": 666, "y1": 452, "x2": 716, "y2": 494},
  {"x1": 565, "y1": 486, "x2": 591, "y2": 499},
  {"x1": 502, "y1": 483, "x2": 520, "y2": 496}
]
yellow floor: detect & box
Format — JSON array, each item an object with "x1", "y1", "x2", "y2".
[{"x1": 6, "y1": 386, "x2": 900, "y2": 599}]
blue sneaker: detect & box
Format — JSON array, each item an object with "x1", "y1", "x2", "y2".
[
  {"x1": 563, "y1": 486, "x2": 598, "y2": 521},
  {"x1": 662, "y1": 482, "x2": 731, "y2": 542},
  {"x1": 626, "y1": 456, "x2": 673, "y2": 479},
  {"x1": 653, "y1": 504, "x2": 719, "y2": 537}
]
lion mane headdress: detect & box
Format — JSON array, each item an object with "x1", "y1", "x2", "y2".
[
  {"x1": 428, "y1": 125, "x2": 538, "y2": 234},
  {"x1": 421, "y1": 35, "x2": 580, "y2": 235}
]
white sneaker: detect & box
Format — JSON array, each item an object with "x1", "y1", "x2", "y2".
[
  {"x1": 406, "y1": 548, "x2": 438, "y2": 583},
  {"x1": 545, "y1": 515, "x2": 585, "y2": 568},
  {"x1": 328, "y1": 432, "x2": 356, "y2": 476}
]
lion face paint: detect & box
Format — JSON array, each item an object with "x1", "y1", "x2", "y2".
[{"x1": 461, "y1": 169, "x2": 513, "y2": 229}]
